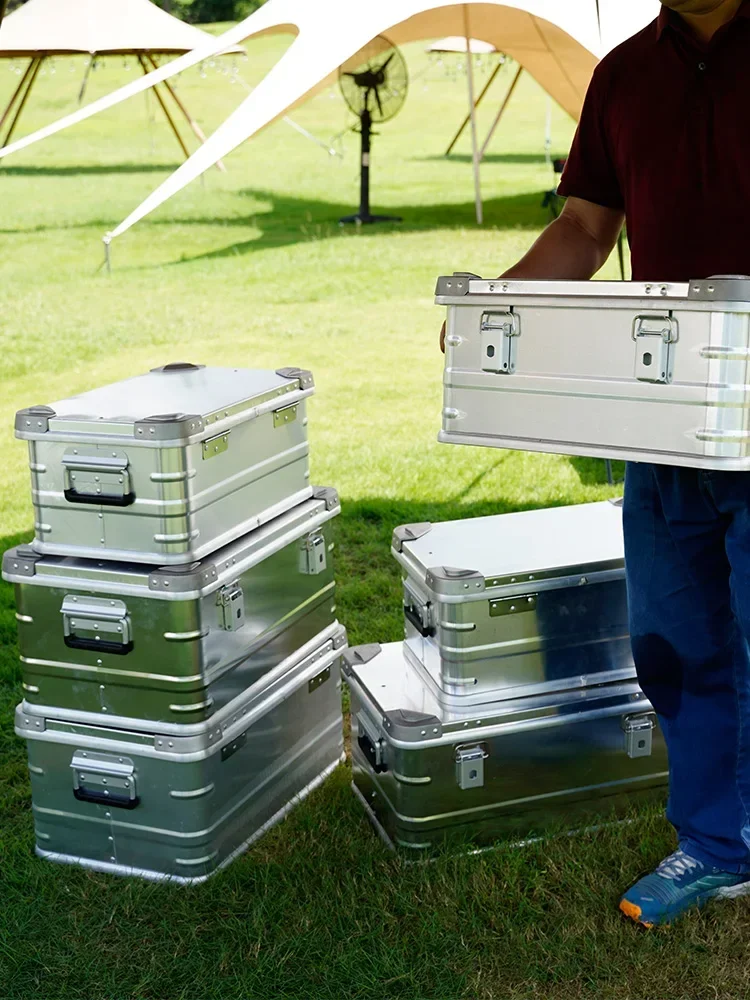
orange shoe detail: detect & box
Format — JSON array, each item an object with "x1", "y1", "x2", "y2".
[{"x1": 619, "y1": 898, "x2": 654, "y2": 928}]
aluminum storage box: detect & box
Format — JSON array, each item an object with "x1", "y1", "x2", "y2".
[
  {"x1": 16, "y1": 363, "x2": 315, "y2": 563},
  {"x1": 437, "y1": 273, "x2": 750, "y2": 470},
  {"x1": 392, "y1": 500, "x2": 632, "y2": 704},
  {"x1": 345, "y1": 641, "x2": 667, "y2": 854},
  {"x1": 3, "y1": 489, "x2": 340, "y2": 724},
  {"x1": 15, "y1": 625, "x2": 347, "y2": 883}
]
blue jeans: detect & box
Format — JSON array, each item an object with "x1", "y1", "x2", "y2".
[{"x1": 624, "y1": 463, "x2": 750, "y2": 873}]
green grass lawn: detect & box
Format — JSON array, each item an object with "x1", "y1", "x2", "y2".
[{"x1": 0, "y1": 30, "x2": 746, "y2": 1000}]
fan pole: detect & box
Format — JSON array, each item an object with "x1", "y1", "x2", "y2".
[
  {"x1": 360, "y1": 107, "x2": 372, "y2": 220},
  {"x1": 339, "y1": 107, "x2": 401, "y2": 225}
]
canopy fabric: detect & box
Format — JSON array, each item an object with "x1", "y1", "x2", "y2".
[
  {"x1": 0, "y1": 0, "x2": 660, "y2": 240},
  {"x1": 427, "y1": 36, "x2": 498, "y2": 53},
  {"x1": 0, "y1": 0, "x2": 243, "y2": 56}
]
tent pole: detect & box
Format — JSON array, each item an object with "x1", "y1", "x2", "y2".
[
  {"x1": 0, "y1": 57, "x2": 36, "y2": 135},
  {"x1": 78, "y1": 56, "x2": 94, "y2": 105},
  {"x1": 137, "y1": 54, "x2": 190, "y2": 161},
  {"x1": 444, "y1": 60, "x2": 502, "y2": 156},
  {"x1": 477, "y1": 64, "x2": 523, "y2": 161},
  {"x1": 2, "y1": 56, "x2": 43, "y2": 149},
  {"x1": 463, "y1": 4, "x2": 483, "y2": 225},
  {"x1": 144, "y1": 53, "x2": 226, "y2": 172}
]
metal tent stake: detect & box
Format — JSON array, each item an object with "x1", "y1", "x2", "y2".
[{"x1": 103, "y1": 234, "x2": 112, "y2": 275}]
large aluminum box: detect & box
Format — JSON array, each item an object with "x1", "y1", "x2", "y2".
[
  {"x1": 3, "y1": 489, "x2": 340, "y2": 724},
  {"x1": 15, "y1": 625, "x2": 347, "y2": 883},
  {"x1": 345, "y1": 641, "x2": 667, "y2": 854},
  {"x1": 437, "y1": 274, "x2": 750, "y2": 469},
  {"x1": 16, "y1": 363, "x2": 315, "y2": 563},
  {"x1": 392, "y1": 500, "x2": 632, "y2": 705}
]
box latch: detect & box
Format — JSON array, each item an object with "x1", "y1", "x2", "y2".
[
  {"x1": 299, "y1": 532, "x2": 327, "y2": 575},
  {"x1": 481, "y1": 311, "x2": 520, "y2": 374},
  {"x1": 632, "y1": 315, "x2": 678, "y2": 383},
  {"x1": 622, "y1": 713, "x2": 655, "y2": 758},
  {"x1": 217, "y1": 582, "x2": 245, "y2": 631},
  {"x1": 455, "y1": 743, "x2": 488, "y2": 789}
]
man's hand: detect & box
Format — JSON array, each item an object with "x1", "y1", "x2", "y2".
[{"x1": 437, "y1": 197, "x2": 624, "y2": 352}]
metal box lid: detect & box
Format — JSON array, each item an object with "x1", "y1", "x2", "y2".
[
  {"x1": 435, "y1": 273, "x2": 750, "y2": 307},
  {"x1": 344, "y1": 640, "x2": 648, "y2": 741},
  {"x1": 2, "y1": 487, "x2": 339, "y2": 600},
  {"x1": 15, "y1": 363, "x2": 314, "y2": 444},
  {"x1": 392, "y1": 500, "x2": 624, "y2": 597}
]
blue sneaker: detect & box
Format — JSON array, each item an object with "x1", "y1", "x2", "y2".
[{"x1": 620, "y1": 849, "x2": 750, "y2": 927}]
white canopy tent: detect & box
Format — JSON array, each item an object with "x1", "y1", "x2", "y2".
[
  {"x1": 0, "y1": 0, "x2": 660, "y2": 241},
  {"x1": 0, "y1": 0, "x2": 242, "y2": 164}
]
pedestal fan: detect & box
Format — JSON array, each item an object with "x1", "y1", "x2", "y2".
[{"x1": 338, "y1": 36, "x2": 408, "y2": 225}]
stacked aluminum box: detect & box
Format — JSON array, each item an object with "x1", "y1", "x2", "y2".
[
  {"x1": 346, "y1": 501, "x2": 668, "y2": 854},
  {"x1": 4, "y1": 362, "x2": 347, "y2": 882}
]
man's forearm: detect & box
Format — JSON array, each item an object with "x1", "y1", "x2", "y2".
[{"x1": 500, "y1": 207, "x2": 623, "y2": 281}]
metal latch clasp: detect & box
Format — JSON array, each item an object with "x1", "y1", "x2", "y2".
[
  {"x1": 632, "y1": 315, "x2": 678, "y2": 383},
  {"x1": 217, "y1": 582, "x2": 245, "y2": 631},
  {"x1": 455, "y1": 743, "x2": 488, "y2": 789},
  {"x1": 622, "y1": 713, "x2": 655, "y2": 758},
  {"x1": 299, "y1": 532, "x2": 327, "y2": 575},
  {"x1": 481, "y1": 311, "x2": 520, "y2": 374}
]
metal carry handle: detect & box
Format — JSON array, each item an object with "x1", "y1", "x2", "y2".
[
  {"x1": 62, "y1": 452, "x2": 135, "y2": 507},
  {"x1": 73, "y1": 786, "x2": 140, "y2": 809},
  {"x1": 357, "y1": 731, "x2": 388, "y2": 774},
  {"x1": 64, "y1": 634, "x2": 133, "y2": 655},
  {"x1": 404, "y1": 603, "x2": 435, "y2": 638},
  {"x1": 62, "y1": 596, "x2": 133, "y2": 655},
  {"x1": 71, "y1": 751, "x2": 138, "y2": 808},
  {"x1": 63, "y1": 486, "x2": 135, "y2": 507}
]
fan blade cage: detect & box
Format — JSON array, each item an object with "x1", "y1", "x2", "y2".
[{"x1": 338, "y1": 34, "x2": 408, "y2": 123}]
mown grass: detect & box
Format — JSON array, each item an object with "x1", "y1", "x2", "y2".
[{"x1": 1, "y1": 28, "x2": 746, "y2": 1000}]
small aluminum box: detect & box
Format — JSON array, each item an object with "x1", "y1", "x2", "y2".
[
  {"x1": 437, "y1": 274, "x2": 750, "y2": 469},
  {"x1": 16, "y1": 362, "x2": 315, "y2": 563}
]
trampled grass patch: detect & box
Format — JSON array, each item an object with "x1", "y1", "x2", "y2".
[{"x1": 1, "y1": 28, "x2": 747, "y2": 1000}]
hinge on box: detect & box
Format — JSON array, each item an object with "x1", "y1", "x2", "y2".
[
  {"x1": 202, "y1": 431, "x2": 229, "y2": 460},
  {"x1": 217, "y1": 583, "x2": 245, "y2": 631},
  {"x1": 455, "y1": 744, "x2": 488, "y2": 789},
  {"x1": 273, "y1": 403, "x2": 298, "y2": 429},
  {"x1": 622, "y1": 713, "x2": 655, "y2": 758}
]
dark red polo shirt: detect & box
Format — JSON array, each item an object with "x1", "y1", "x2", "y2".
[{"x1": 558, "y1": 1, "x2": 750, "y2": 282}]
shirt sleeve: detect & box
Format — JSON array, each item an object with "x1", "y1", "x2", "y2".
[{"x1": 557, "y1": 63, "x2": 624, "y2": 211}]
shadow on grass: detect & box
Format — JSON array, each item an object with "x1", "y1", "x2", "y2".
[
  {"x1": 418, "y1": 151, "x2": 566, "y2": 165},
  {"x1": 175, "y1": 186, "x2": 552, "y2": 264},
  {"x1": 0, "y1": 163, "x2": 181, "y2": 177},
  {"x1": 569, "y1": 457, "x2": 625, "y2": 488},
  {"x1": 0, "y1": 181, "x2": 552, "y2": 254}
]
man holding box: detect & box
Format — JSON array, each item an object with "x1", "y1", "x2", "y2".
[{"x1": 442, "y1": 0, "x2": 750, "y2": 927}]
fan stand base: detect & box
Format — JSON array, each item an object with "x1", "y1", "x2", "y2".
[{"x1": 339, "y1": 213, "x2": 402, "y2": 225}]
